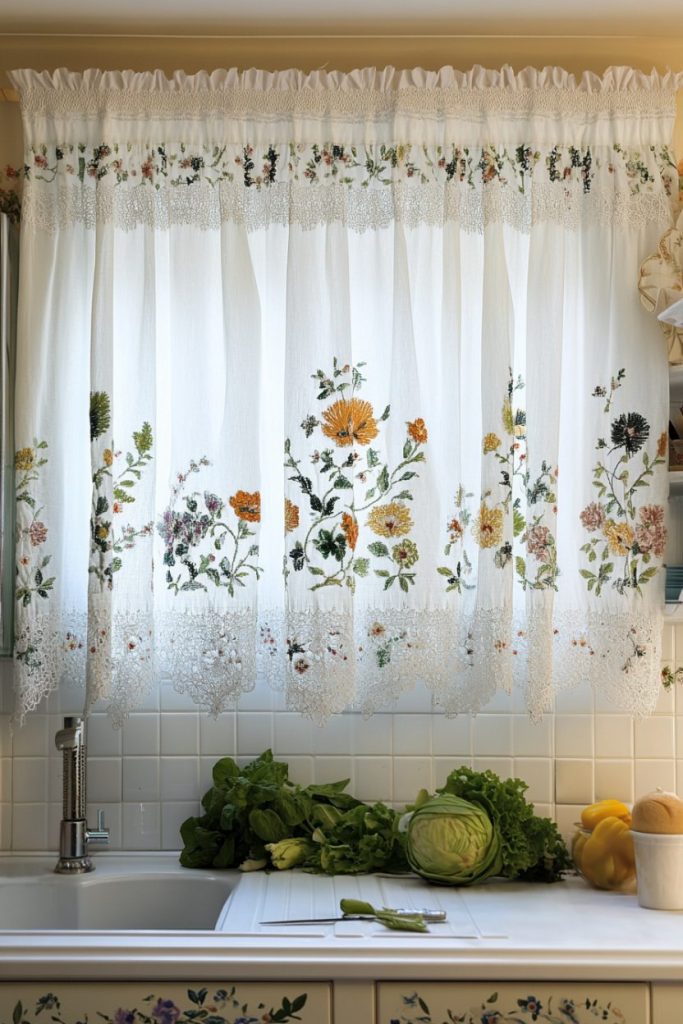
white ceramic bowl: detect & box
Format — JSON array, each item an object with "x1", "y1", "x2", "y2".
[{"x1": 632, "y1": 830, "x2": 683, "y2": 910}]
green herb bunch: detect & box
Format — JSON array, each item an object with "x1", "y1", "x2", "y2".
[{"x1": 179, "y1": 750, "x2": 408, "y2": 874}]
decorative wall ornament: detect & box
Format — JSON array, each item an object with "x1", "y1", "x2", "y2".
[{"x1": 639, "y1": 208, "x2": 683, "y2": 363}]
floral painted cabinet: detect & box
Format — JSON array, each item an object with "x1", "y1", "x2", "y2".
[
  {"x1": 0, "y1": 982, "x2": 330, "y2": 1024},
  {"x1": 377, "y1": 982, "x2": 649, "y2": 1024}
]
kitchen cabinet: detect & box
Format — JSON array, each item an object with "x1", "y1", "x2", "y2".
[
  {"x1": 376, "y1": 982, "x2": 649, "y2": 1023},
  {"x1": 652, "y1": 983, "x2": 683, "y2": 1020},
  {"x1": 0, "y1": 982, "x2": 331, "y2": 1024}
]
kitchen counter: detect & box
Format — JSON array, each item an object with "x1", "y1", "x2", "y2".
[{"x1": 1, "y1": 852, "x2": 683, "y2": 982}]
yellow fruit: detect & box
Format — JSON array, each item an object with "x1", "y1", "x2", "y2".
[{"x1": 580, "y1": 799, "x2": 632, "y2": 831}]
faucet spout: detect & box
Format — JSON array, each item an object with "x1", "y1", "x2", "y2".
[{"x1": 54, "y1": 715, "x2": 109, "y2": 874}]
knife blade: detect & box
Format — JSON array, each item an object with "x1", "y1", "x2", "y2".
[{"x1": 260, "y1": 908, "x2": 447, "y2": 925}]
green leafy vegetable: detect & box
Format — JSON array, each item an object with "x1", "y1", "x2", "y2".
[
  {"x1": 179, "y1": 749, "x2": 407, "y2": 874},
  {"x1": 436, "y1": 766, "x2": 571, "y2": 882},
  {"x1": 405, "y1": 792, "x2": 503, "y2": 886}
]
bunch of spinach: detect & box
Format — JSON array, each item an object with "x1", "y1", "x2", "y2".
[{"x1": 179, "y1": 749, "x2": 407, "y2": 873}]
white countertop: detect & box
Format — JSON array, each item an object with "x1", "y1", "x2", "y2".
[{"x1": 1, "y1": 852, "x2": 683, "y2": 982}]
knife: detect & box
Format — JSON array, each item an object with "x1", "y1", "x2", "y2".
[{"x1": 260, "y1": 908, "x2": 447, "y2": 925}]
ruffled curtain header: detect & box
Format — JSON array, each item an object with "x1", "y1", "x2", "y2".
[{"x1": 10, "y1": 65, "x2": 683, "y2": 235}]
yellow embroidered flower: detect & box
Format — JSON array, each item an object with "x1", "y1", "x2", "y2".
[
  {"x1": 367, "y1": 502, "x2": 413, "y2": 538},
  {"x1": 341, "y1": 512, "x2": 359, "y2": 550},
  {"x1": 657, "y1": 431, "x2": 668, "y2": 459},
  {"x1": 483, "y1": 432, "x2": 502, "y2": 454},
  {"x1": 602, "y1": 519, "x2": 635, "y2": 557},
  {"x1": 407, "y1": 418, "x2": 428, "y2": 444},
  {"x1": 321, "y1": 398, "x2": 379, "y2": 447},
  {"x1": 15, "y1": 447, "x2": 34, "y2": 471},
  {"x1": 96, "y1": 524, "x2": 110, "y2": 540},
  {"x1": 103, "y1": 448, "x2": 114, "y2": 467},
  {"x1": 473, "y1": 502, "x2": 504, "y2": 549},
  {"x1": 229, "y1": 490, "x2": 261, "y2": 523},
  {"x1": 284, "y1": 498, "x2": 299, "y2": 533}
]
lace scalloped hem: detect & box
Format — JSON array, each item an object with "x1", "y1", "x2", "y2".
[{"x1": 12, "y1": 606, "x2": 663, "y2": 727}]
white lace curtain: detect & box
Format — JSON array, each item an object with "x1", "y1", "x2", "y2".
[{"x1": 9, "y1": 65, "x2": 681, "y2": 724}]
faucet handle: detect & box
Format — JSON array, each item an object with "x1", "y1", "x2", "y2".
[{"x1": 87, "y1": 809, "x2": 110, "y2": 845}]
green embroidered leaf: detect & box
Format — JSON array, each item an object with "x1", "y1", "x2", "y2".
[
  {"x1": 374, "y1": 569, "x2": 391, "y2": 577},
  {"x1": 308, "y1": 566, "x2": 325, "y2": 575},
  {"x1": 368, "y1": 541, "x2": 390, "y2": 558},
  {"x1": 133, "y1": 421, "x2": 153, "y2": 456},
  {"x1": 95, "y1": 495, "x2": 109, "y2": 516},
  {"x1": 364, "y1": 487, "x2": 377, "y2": 500},
  {"x1": 399, "y1": 575, "x2": 409, "y2": 592},
  {"x1": 403, "y1": 439, "x2": 412, "y2": 459},
  {"x1": 334, "y1": 475, "x2": 353, "y2": 489},
  {"x1": 377, "y1": 466, "x2": 390, "y2": 493},
  {"x1": 579, "y1": 569, "x2": 596, "y2": 579},
  {"x1": 513, "y1": 509, "x2": 526, "y2": 537},
  {"x1": 89, "y1": 391, "x2": 111, "y2": 441},
  {"x1": 399, "y1": 471, "x2": 417, "y2": 481},
  {"x1": 515, "y1": 556, "x2": 526, "y2": 579},
  {"x1": 437, "y1": 566, "x2": 453, "y2": 576},
  {"x1": 353, "y1": 558, "x2": 370, "y2": 576},
  {"x1": 113, "y1": 487, "x2": 134, "y2": 503},
  {"x1": 367, "y1": 448, "x2": 380, "y2": 468}
]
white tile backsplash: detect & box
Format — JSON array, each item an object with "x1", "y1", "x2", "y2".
[{"x1": 2, "y1": 622, "x2": 683, "y2": 852}]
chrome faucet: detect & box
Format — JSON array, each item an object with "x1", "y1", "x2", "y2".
[{"x1": 54, "y1": 716, "x2": 109, "y2": 873}]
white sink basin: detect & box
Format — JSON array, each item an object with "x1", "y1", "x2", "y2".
[{"x1": 0, "y1": 855, "x2": 235, "y2": 931}]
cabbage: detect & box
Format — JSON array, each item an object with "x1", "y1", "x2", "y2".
[{"x1": 405, "y1": 792, "x2": 503, "y2": 885}]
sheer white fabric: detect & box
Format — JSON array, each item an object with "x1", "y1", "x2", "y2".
[{"x1": 9, "y1": 65, "x2": 680, "y2": 723}]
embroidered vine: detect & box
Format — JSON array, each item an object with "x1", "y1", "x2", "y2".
[
  {"x1": 15, "y1": 440, "x2": 54, "y2": 608},
  {"x1": 89, "y1": 391, "x2": 154, "y2": 590},
  {"x1": 24, "y1": 140, "x2": 678, "y2": 198},
  {"x1": 579, "y1": 369, "x2": 667, "y2": 595},
  {"x1": 439, "y1": 372, "x2": 559, "y2": 594},
  {"x1": 284, "y1": 358, "x2": 427, "y2": 595},
  {"x1": 157, "y1": 458, "x2": 262, "y2": 595}
]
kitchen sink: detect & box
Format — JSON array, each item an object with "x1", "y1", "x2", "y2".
[{"x1": 0, "y1": 854, "x2": 235, "y2": 931}]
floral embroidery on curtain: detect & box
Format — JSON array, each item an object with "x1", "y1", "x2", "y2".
[{"x1": 8, "y1": 65, "x2": 681, "y2": 724}]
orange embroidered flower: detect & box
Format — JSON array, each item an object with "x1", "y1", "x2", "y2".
[
  {"x1": 321, "y1": 398, "x2": 379, "y2": 447},
  {"x1": 447, "y1": 517, "x2": 464, "y2": 543},
  {"x1": 657, "y1": 431, "x2": 668, "y2": 459},
  {"x1": 103, "y1": 448, "x2": 114, "y2": 467},
  {"x1": 602, "y1": 519, "x2": 634, "y2": 557},
  {"x1": 229, "y1": 490, "x2": 261, "y2": 522},
  {"x1": 341, "y1": 512, "x2": 359, "y2": 550},
  {"x1": 284, "y1": 498, "x2": 299, "y2": 533},
  {"x1": 407, "y1": 418, "x2": 428, "y2": 444},
  {"x1": 367, "y1": 502, "x2": 413, "y2": 537},
  {"x1": 473, "y1": 503, "x2": 504, "y2": 549}
]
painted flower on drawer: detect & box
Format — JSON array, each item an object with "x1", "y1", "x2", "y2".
[
  {"x1": 390, "y1": 989, "x2": 632, "y2": 1023},
  {"x1": 6, "y1": 987, "x2": 309, "y2": 1024}
]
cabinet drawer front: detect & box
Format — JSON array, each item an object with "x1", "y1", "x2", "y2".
[
  {"x1": 0, "y1": 982, "x2": 330, "y2": 1024},
  {"x1": 377, "y1": 982, "x2": 648, "y2": 1024}
]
